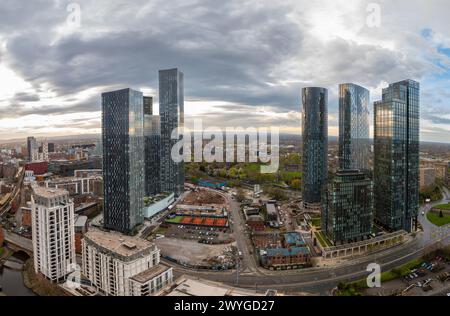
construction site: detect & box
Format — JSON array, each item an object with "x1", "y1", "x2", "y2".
[{"x1": 156, "y1": 187, "x2": 236, "y2": 270}]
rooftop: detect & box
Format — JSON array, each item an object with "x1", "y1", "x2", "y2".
[
  {"x1": 283, "y1": 232, "x2": 306, "y2": 246},
  {"x1": 84, "y1": 229, "x2": 156, "y2": 259},
  {"x1": 130, "y1": 264, "x2": 171, "y2": 284},
  {"x1": 75, "y1": 215, "x2": 88, "y2": 228},
  {"x1": 33, "y1": 186, "x2": 68, "y2": 199},
  {"x1": 163, "y1": 276, "x2": 261, "y2": 297}
]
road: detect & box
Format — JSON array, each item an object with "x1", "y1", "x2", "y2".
[
  {"x1": 2, "y1": 229, "x2": 33, "y2": 252},
  {"x1": 228, "y1": 197, "x2": 260, "y2": 275},
  {"x1": 166, "y1": 187, "x2": 450, "y2": 295}
]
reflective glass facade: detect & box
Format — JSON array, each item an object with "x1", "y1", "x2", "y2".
[
  {"x1": 102, "y1": 88, "x2": 145, "y2": 234},
  {"x1": 374, "y1": 80, "x2": 420, "y2": 233},
  {"x1": 339, "y1": 84, "x2": 371, "y2": 173},
  {"x1": 159, "y1": 68, "x2": 185, "y2": 196},
  {"x1": 144, "y1": 111, "x2": 161, "y2": 196},
  {"x1": 322, "y1": 170, "x2": 373, "y2": 245},
  {"x1": 301, "y1": 87, "x2": 328, "y2": 205}
]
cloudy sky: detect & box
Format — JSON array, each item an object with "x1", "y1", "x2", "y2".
[{"x1": 0, "y1": 0, "x2": 449, "y2": 142}]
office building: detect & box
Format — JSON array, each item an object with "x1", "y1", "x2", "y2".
[
  {"x1": 374, "y1": 80, "x2": 420, "y2": 232},
  {"x1": 301, "y1": 87, "x2": 328, "y2": 211},
  {"x1": 339, "y1": 84, "x2": 371, "y2": 173},
  {"x1": 82, "y1": 230, "x2": 173, "y2": 296},
  {"x1": 102, "y1": 88, "x2": 145, "y2": 234},
  {"x1": 31, "y1": 186, "x2": 76, "y2": 282},
  {"x1": 48, "y1": 143, "x2": 55, "y2": 153},
  {"x1": 322, "y1": 170, "x2": 373, "y2": 245},
  {"x1": 27, "y1": 136, "x2": 38, "y2": 162},
  {"x1": 159, "y1": 68, "x2": 185, "y2": 196},
  {"x1": 143, "y1": 96, "x2": 161, "y2": 196}
]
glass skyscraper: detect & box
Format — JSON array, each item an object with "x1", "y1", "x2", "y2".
[
  {"x1": 143, "y1": 96, "x2": 161, "y2": 196},
  {"x1": 159, "y1": 68, "x2": 185, "y2": 196},
  {"x1": 102, "y1": 88, "x2": 145, "y2": 234},
  {"x1": 322, "y1": 170, "x2": 373, "y2": 245},
  {"x1": 301, "y1": 87, "x2": 328, "y2": 210},
  {"x1": 374, "y1": 80, "x2": 420, "y2": 233},
  {"x1": 339, "y1": 83, "x2": 371, "y2": 173}
]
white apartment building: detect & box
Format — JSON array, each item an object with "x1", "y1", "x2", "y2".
[
  {"x1": 82, "y1": 230, "x2": 173, "y2": 296},
  {"x1": 31, "y1": 186, "x2": 76, "y2": 282}
]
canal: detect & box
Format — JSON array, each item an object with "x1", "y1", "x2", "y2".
[{"x1": 0, "y1": 251, "x2": 35, "y2": 296}]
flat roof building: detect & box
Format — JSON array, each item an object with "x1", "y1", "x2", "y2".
[{"x1": 82, "y1": 230, "x2": 173, "y2": 296}]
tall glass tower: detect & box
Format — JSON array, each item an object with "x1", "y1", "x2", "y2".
[
  {"x1": 102, "y1": 88, "x2": 145, "y2": 234},
  {"x1": 374, "y1": 80, "x2": 420, "y2": 233},
  {"x1": 159, "y1": 68, "x2": 185, "y2": 196},
  {"x1": 143, "y1": 96, "x2": 161, "y2": 196},
  {"x1": 339, "y1": 83, "x2": 371, "y2": 173},
  {"x1": 322, "y1": 170, "x2": 373, "y2": 245},
  {"x1": 301, "y1": 87, "x2": 328, "y2": 211}
]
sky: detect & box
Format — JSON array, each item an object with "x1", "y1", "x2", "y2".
[{"x1": 0, "y1": 0, "x2": 449, "y2": 142}]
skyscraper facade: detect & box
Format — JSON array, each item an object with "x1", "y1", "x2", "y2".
[
  {"x1": 102, "y1": 88, "x2": 145, "y2": 234},
  {"x1": 374, "y1": 79, "x2": 420, "y2": 233},
  {"x1": 339, "y1": 83, "x2": 371, "y2": 173},
  {"x1": 144, "y1": 96, "x2": 161, "y2": 196},
  {"x1": 301, "y1": 87, "x2": 328, "y2": 211},
  {"x1": 322, "y1": 170, "x2": 373, "y2": 245},
  {"x1": 31, "y1": 186, "x2": 76, "y2": 282},
  {"x1": 27, "y1": 136, "x2": 37, "y2": 161},
  {"x1": 159, "y1": 68, "x2": 185, "y2": 196}
]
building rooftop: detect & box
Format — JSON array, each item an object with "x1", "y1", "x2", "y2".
[
  {"x1": 162, "y1": 276, "x2": 261, "y2": 297},
  {"x1": 84, "y1": 229, "x2": 156, "y2": 259},
  {"x1": 33, "y1": 185, "x2": 68, "y2": 199},
  {"x1": 266, "y1": 204, "x2": 277, "y2": 215},
  {"x1": 283, "y1": 232, "x2": 306, "y2": 247},
  {"x1": 75, "y1": 215, "x2": 88, "y2": 228},
  {"x1": 130, "y1": 264, "x2": 171, "y2": 284}
]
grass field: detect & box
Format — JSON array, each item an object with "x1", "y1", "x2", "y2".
[
  {"x1": 311, "y1": 218, "x2": 321, "y2": 228},
  {"x1": 434, "y1": 203, "x2": 450, "y2": 210},
  {"x1": 165, "y1": 216, "x2": 183, "y2": 224},
  {"x1": 337, "y1": 258, "x2": 422, "y2": 296},
  {"x1": 314, "y1": 231, "x2": 332, "y2": 247},
  {"x1": 427, "y1": 212, "x2": 450, "y2": 227}
]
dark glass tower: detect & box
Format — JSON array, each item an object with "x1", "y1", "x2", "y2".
[
  {"x1": 301, "y1": 87, "x2": 328, "y2": 210},
  {"x1": 102, "y1": 88, "x2": 145, "y2": 234},
  {"x1": 374, "y1": 80, "x2": 420, "y2": 233},
  {"x1": 322, "y1": 170, "x2": 373, "y2": 245},
  {"x1": 27, "y1": 136, "x2": 37, "y2": 161},
  {"x1": 159, "y1": 68, "x2": 185, "y2": 196},
  {"x1": 339, "y1": 83, "x2": 371, "y2": 173},
  {"x1": 143, "y1": 96, "x2": 161, "y2": 196}
]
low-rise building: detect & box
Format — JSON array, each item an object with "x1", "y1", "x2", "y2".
[
  {"x1": 246, "y1": 215, "x2": 265, "y2": 232},
  {"x1": 74, "y1": 215, "x2": 88, "y2": 254},
  {"x1": 82, "y1": 230, "x2": 173, "y2": 296},
  {"x1": 259, "y1": 232, "x2": 311, "y2": 270}
]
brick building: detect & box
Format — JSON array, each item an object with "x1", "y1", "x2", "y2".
[{"x1": 26, "y1": 161, "x2": 49, "y2": 176}]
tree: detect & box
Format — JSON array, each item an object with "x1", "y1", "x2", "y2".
[
  {"x1": 290, "y1": 179, "x2": 301, "y2": 190},
  {"x1": 440, "y1": 210, "x2": 444, "y2": 218}
]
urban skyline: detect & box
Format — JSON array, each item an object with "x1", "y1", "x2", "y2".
[
  {"x1": 0, "y1": 0, "x2": 449, "y2": 302},
  {"x1": 0, "y1": 1, "x2": 449, "y2": 144}
]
